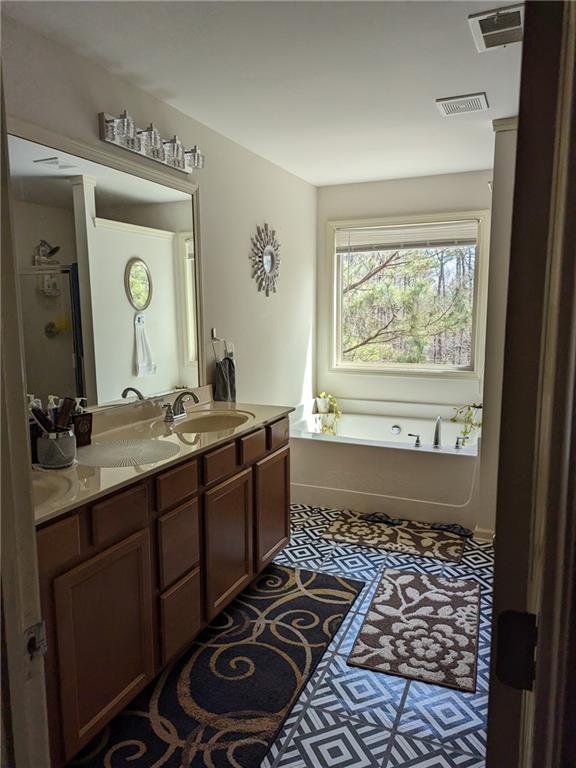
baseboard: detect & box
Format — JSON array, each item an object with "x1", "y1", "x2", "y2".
[
  {"x1": 290, "y1": 481, "x2": 482, "y2": 528},
  {"x1": 473, "y1": 526, "x2": 495, "y2": 542}
]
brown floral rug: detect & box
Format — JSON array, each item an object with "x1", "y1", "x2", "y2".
[
  {"x1": 323, "y1": 510, "x2": 467, "y2": 563},
  {"x1": 348, "y1": 569, "x2": 480, "y2": 692}
]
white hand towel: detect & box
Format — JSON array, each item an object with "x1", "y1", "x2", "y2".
[{"x1": 134, "y1": 313, "x2": 157, "y2": 377}]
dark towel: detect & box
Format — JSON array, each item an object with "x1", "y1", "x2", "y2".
[
  {"x1": 362, "y1": 511, "x2": 403, "y2": 526},
  {"x1": 214, "y1": 355, "x2": 236, "y2": 402},
  {"x1": 431, "y1": 522, "x2": 473, "y2": 538}
]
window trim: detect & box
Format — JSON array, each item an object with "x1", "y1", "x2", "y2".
[{"x1": 327, "y1": 210, "x2": 491, "y2": 379}]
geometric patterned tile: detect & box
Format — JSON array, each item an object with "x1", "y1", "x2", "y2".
[
  {"x1": 398, "y1": 682, "x2": 488, "y2": 757},
  {"x1": 315, "y1": 547, "x2": 387, "y2": 581},
  {"x1": 278, "y1": 707, "x2": 393, "y2": 767},
  {"x1": 386, "y1": 733, "x2": 485, "y2": 767},
  {"x1": 272, "y1": 549, "x2": 326, "y2": 571},
  {"x1": 290, "y1": 505, "x2": 342, "y2": 535},
  {"x1": 312, "y1": 653, "x2": 407, "y2": 728},
  {"x1": 259, "y1": 705, "x2": 303, "y2": 768},
  {"x1": 442, "y1": 564, "x2": 493, "y2": 598},
  {"x1": 279, "y1": 536, "x2": 335, "y2": 563},
  {"x1": 456, "y1": 545, "x2": 494, "y2": 572},
  {"x1": 267, "y1": 505, "x2": 494, "y2": 768}
]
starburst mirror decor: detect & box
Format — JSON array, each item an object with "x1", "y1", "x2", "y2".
[{"x1": 249, "y1": 223, "x2": 281, "y2": 297}]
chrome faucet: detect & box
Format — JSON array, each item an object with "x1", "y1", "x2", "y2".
[
  {"x1": 121, "y1": 387, "x2": 144, "y2": 400},
  {"x1": 433, "y1": 416, "x2": 442, "y2": 448},
  {"x1": 163, "y1": 390, "x2": 200, "y2": 423}
]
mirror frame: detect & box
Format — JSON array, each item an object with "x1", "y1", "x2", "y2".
[
  {"x1": 7, "y1": 117, "x2": 206, "y2": 401},
  {"x1": 124, "y1": 257, "x2": 153, "y2": 311}
]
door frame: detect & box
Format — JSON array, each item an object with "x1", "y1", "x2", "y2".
[
  {"x1": 487, "y1": 2, "x2": 576, "y2": 767},
  {"x1": 1, "y1": 75, "x2": 51, "y2": 766}
]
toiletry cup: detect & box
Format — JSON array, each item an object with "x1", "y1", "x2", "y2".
[{"x1": 37, "y1": 430, "x2": 76, "y2": 469}]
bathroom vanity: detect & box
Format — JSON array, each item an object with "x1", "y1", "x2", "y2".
[
  {"x1": 8, "y1": 127, "x2": 295, "y2": 766},
  {"x1": 34, "y1": 404, "x2": 291, "y2": 766}
]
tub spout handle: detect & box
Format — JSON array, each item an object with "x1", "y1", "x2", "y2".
[{"x1": 408, "y1": 433, "x2": 421, "y2": 447}]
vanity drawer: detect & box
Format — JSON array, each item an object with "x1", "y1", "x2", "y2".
[
  {"x1": 91, "y1": 484, "x2": 148, "y2": 548},
  {"x1": 156, "y1": 458, "x2": 199, "y2": 512},
  {"x1": 239, "y1": 428, "x2": 267, "y2": 465},
  {"x1": 267, "y1": 417, "x2": 290, "y2": 451},
  {"x1": 157, "y1": 498, "x2": 200, "y2": 590},
  {"x1": 160, "y1": 567, "x2": 202, "y2": 664},
  {"x1": 37, "y1": 514, "x2": 82, "y2": 576},
  {"x1": 203, "y1": 442, "x2": 238, "y2": 485}
]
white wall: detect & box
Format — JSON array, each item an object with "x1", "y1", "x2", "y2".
[
  {"x1": 90, "y1": 218, "x2": 180, "y2": 404},
  {"x1": 3, "y1": 18, "x2": 317, "y2": 409},
  {"x1": 98, "y1": 200, "x2": 192, "y2": 233},
  {"x1": 317, "y1": 170, "x2": 493, "y2": 407}
]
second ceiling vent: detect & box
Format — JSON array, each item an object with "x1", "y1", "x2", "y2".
[{"x1": 436, "y1": 92, "x2": 489, "y2": 117}]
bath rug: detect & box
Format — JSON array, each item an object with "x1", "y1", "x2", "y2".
[
  {"x1": 348, "y1": 568, "x2": 480, "y2": 692},
  {"x1": 69, "y1": 565, "x2": 363, "y2": 768},
  {"x1": 323, "y1": 509, "x2": 467, "y2": 563}
]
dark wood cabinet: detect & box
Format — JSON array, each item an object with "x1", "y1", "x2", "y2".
[
  {"x1": 53, "y1": 530, "x2": 155, "y2": 760},
  {"x1": 254, "y1": 447, "x2": 291, "y2": 570},
  {"x1": 160, "y1": 567, "x2": 202, "y2": 664},
  {"x1": 38, "y1": 416, "x2": 291, "y2": 766},
  {"x1": 204, "y1": 468, "x2": 254, "y2": 620}
]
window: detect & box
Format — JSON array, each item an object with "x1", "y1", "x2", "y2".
[{"x1": 333, "y1": 217, "x2": 484, "y2": 373}]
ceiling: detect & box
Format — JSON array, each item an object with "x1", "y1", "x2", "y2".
[
  {"x1": 3, "y1": 1, "x2": 522, "y2": 186},
  {"x1": 8, "y1": 135, "x2": 191, "y2": 209}
]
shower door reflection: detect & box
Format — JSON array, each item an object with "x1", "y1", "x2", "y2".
[{"x1": 18, "y1": 265, "x2": 85, "y2": 405}]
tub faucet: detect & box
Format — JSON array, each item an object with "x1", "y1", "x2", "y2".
[{"x1": 433, "y1": 416, "x2": 442, "y2": 448}]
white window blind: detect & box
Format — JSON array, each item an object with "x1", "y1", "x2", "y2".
[{"x1": 335, "y1": 219, "x2": 479, "y2": 253}]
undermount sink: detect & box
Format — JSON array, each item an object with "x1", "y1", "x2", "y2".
[
  {"x1": 32, "y1": 473, "x2": 74, "y2": 507},
  {"x1": 173, "y1": 411, "x2": 252, "y2": 434}
]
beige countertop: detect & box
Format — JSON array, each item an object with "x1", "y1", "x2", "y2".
[{"x1": 32, "y1": 397, "x2": 293, "y2": 527}]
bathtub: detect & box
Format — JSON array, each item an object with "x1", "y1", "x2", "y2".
[
  {"x1": 292, "y1": 413, "x2": 479, "y2": 455},
  {"x1": 290, "y1": 412, "x2": 487, "y2": 538}
]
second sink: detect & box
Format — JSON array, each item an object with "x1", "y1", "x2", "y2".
[{"x1": 173, "y1": 412, "x2": 251, "y2": 434}]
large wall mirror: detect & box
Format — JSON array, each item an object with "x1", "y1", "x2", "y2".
[{"x1": 8, "y1": 135, "x2": 202, "y2": 407}]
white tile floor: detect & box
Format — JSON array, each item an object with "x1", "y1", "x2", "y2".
[{"x1": 261, "y1": 505, "x2": 494, "y2": 768}]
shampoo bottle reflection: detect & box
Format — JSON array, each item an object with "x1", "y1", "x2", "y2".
[{"x1": 72, "y1": 398, "x2": 92, "y2": 447}]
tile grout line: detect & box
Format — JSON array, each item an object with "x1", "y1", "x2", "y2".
[{"x1": 377, "y1": 680, "x2": 412, "y2": 768}]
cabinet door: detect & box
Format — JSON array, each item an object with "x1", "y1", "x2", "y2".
[
  {"x1": 54, "y1": 530, "x2": 154, "y2": 760},
  {"x1": 204, "y1": 468, "x2": 253, "y2": 620},
  {"x1": 254, "y1": 447, "x2": 291, "y2": 571}
]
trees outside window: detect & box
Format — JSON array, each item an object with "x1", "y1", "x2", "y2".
[{"x1": 339, "y1": 242, "x2": 477, "y2": 369}]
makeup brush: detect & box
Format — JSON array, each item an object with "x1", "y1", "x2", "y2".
[{"x1": 31, "y1": 406, "x2": 54, "y2": 433}]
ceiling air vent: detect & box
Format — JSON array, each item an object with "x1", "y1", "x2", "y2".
[
  {"x1": 436, "y1": 92, "x2": 489, "y2": 117},
  {"x1": 468, "y1": 3, "x2": 524, "y2": 52}
]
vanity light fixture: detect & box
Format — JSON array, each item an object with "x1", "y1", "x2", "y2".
[{"x1": 99, "y1": 110, "x2": 205, "y2": 174}]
